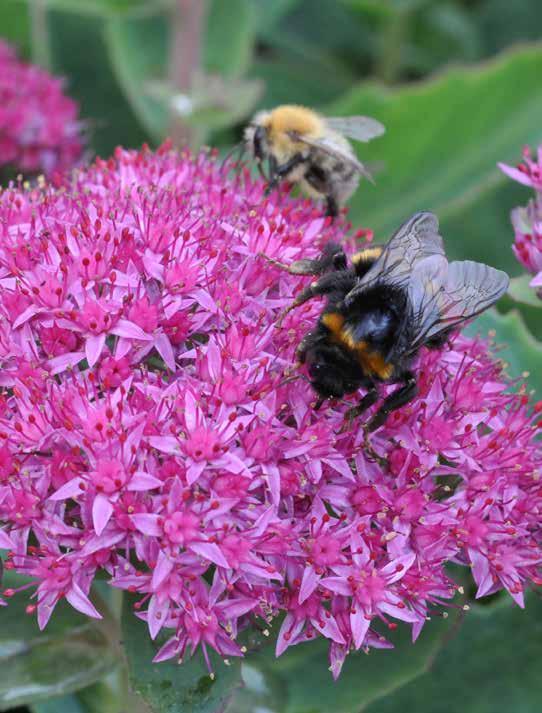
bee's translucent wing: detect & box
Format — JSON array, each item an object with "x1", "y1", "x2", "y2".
[
  {"x1": 344, "y1": 211, "x2": 445, "y2": 305},
  {"x1": 291, "y1": 133, "x2": 374, "y2": 182},
  {"x1": 326, "y1": 116, "x2": 385, "y2": 143},
  {"x1": 407, "y1": 260, "x2": 509, "y2": 353}
]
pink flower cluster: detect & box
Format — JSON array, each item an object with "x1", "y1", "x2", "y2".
[
  {"x1": 499, "y1": 146, "x2": 542, "y2": 289},
  {"x1": 0, "y1": 40, "x2": 83, "y2": 178},
  {"x1": 0, "y1": 144, "x2": 541, "y2": 678}
]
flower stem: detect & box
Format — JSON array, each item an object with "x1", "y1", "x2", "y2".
[
  {"x1": 375, "y1": 7, "x2": 409, "y2": 84},
  {"x1": 29, "y1": 0, "x2": 53, "y2": 71},
  {"x1": 168, "y1": 0, "x2": 208, "y2": 149}
]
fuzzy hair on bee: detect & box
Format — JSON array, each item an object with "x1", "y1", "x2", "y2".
[
  {"x1": 261, "y1": 211, "x2": 509, "y2": 433},
  {"x1": 244, "y1": 104, "x2": 385, "y2": 218}
]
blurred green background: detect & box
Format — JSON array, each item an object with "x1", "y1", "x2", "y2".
[{"x1": 1, "y1": 1, "x2": 542, "y2": 712}]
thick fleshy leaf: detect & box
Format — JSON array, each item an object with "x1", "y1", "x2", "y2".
[
  {"x1": 205, "y1": 0, "x2": 255, "y2": 77},
  {"x1": 0, "y1": 574, "x2": 115, "y2": 711},
  {"x1": 104, "y1": 2, "x2": 260, "y2": 144},
  {"x1": 31, "y1": 694, "x2": 86, "y2": 713},
  {"x1": 47, "y1": 7, "x2": 149, "y2": 157},
  {"x1": 508, "y1": 275, "x2": 542, "y2": 308},
  {"x1": 226, "y1": 610, "x2": 459, "y2": 713},
  {"x1": 250, "y1": 0, "x2": 302, "y2": 32},
  {"x1": 121, "y1": 594, "x2": 242, "y2": 713},
  {"x1": 329, "y1": 45, "x2": 542, "y2": 275},
  {"x1": 25, "y1": 0, "x2": 165, "y2": 18},
  {"x1": 363, "y1": 595, "x2": 542, "y2": 713},
  {"x1": 31, "y1": 673, "x2": 122, "y2": 713},
  {"x1": 465, "y1": 308, "x2": 542, "y2": 396}
]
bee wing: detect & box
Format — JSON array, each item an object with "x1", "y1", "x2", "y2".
[
  {"x1": 325, "y1": 116, "x2": 385, "y2": 142},
  {"x1": 344, "y1": 211, "x2": 445, "y2": 305},
  {"x1": 407, "y1": 260, "x2": 509, "y2": 353},
  {"x1": 292, "y1": 133, "x2": 375, "y2": 182}
]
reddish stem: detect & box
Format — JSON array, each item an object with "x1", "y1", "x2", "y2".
[{"x1": 168, "y1": 0, "x2": 207, "y2": 148}]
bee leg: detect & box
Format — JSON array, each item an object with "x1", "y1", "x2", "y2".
[
  {"x1": 296, "y1": 330, "x2": 317, "y2": 363},
  {"x1": 275, "y1": 272, "x2": 347, "y2": 326},
  {"x1": 264, "y1": 153, "x2": 307, "y2": 196},
  {"x1": 258, "y1": 254, "x2": 325, "y2": 276},
  {"x1": 362, "y1": 427, "x2": 388, "y2": 469},
  {"x1": 339, "y1": 388, "x2": 379, "y2": 433},
  {"x1": 366, "y1": 372, "x2": 417, "y2": 432},
  {"x1": 259, "y1": 242, "x2": 348, "y2": 277},
  {"x1": 325, "y1": 195, "x2": 339, "y2": 219}
]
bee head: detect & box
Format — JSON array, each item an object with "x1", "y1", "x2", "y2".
[
  {"x1": 304, "y1": 341, "x2": 362, "y2": 398},
  {"x1": 244, "y1": 111, "x2": 271, "y2": 161}
]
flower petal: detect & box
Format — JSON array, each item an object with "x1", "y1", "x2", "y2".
[
  {"x1": 128, "y1": 471, "x2": 163, "y2": 491},
  {"x1": 131, "y1": 513, "x2": 162, "y2": 536},
  {"x1": 66, "y1": 582, "x2": 102, "y2": 619},
  {"x1": 189, "y1": 541, "x2": 229, "y2": 568},
  {"x1": 49, "y1": 477, "x2": 84, "y2": 501},
  {"x1": 350, "y1": 609, "x2": 371, "y2": 649},
  {"x1": 154, "y1": 332, "x2": 176, "y2": 370},
  {"x1": 92, "y1": 494, "x2": 113, "y2": 535},
  {"x1": 86, "y1": 333, "x2": 106, "y2": 368},
  {"x1": 111, "y1": 319, "x2": 153, "y2": 341}
]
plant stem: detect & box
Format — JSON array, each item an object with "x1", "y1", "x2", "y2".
[
  {"x1": 376, "y1": 7, "x2": 409, "y2": 84},
  {"x1": 168, "y1": 0, "x2": 207, "y2": 149},
  {"x1": 29, "y1": 0, "x2": 53, "y2": 70}
]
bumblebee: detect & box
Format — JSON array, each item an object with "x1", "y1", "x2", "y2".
[
  {"x1": 263, "y1": 211, "x2": 509, "y2": 431},
  {"x1": 244, "y1": 104, "x2": 384, "y2": 218}
]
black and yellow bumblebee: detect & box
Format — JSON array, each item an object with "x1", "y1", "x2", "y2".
[
  {"x1": 244, "y1": 105, "x2": 384, "y2": 218},
  {"x1": 263, "y1": 211, "x2": 509, "y2": 431}
]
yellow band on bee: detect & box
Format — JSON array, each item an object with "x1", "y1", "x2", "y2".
[
  {"x1": 351, "y1": 246, "x2": 383, "y2": 265},
  {"x1": 321, "y1": 311, "x2": 393, "y2": 379}
]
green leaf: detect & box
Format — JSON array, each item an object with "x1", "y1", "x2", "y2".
[
  {"x1": 105, "y1": 3, "x2": 260, "y2": 143},
  {"x1": 0, "y1": 575, "x2": 116, "y2": 711},
  {"x1": 263, "y1": 0, "x2": 372, "y2": 59},
  {"x1": 31, "y1": 673, "x2": 123, "y2": 713},
  {"x1": 330, "y1": 44, "x2": 542, "y2": 268},
  {"x1": 363, "y1": 595, "x2": 542, "y2": 713},
  {"x1": 205, "y1": 0, "x2": 256, "y2": 77},
  {"x1": 0, "y1": 0, "x2": 32, "y2": 56},
  {"x1": 508, "y1": 274, "x2": 542, "y2": 307},
  {"x1": 76, "y1": 673, "x2": 124, "y2": 713},
  {"x1": 476, "y1": 0, "x2": 542, "y2": 56},
  {"x1": 104, "y1": 14, "x2": 168, "y2": 142},
  {"x1": 32, "y1": 694, "x2": 86, "y2": 713},
  {"x1": 228, "y1": 612, "x2": 459, "y2": 713},
  {"x1": 121, "y1": 595, "x2": 243, "y2": 713},
  {"x1": 465, "y1": 308, "x2": 542, "y2": 397},
  {"x1": 249, "y1": 54, "x2": 353, "y2": 110},
  {"x1": 250, "y1": 0, "x2": 302, "y2": 31},
  {"x1": 48, "y1": 10, "x2": 148, "y2": 158},
  {"x1": 146, "y1": 75, "x2": 263, "y2": 134},
  {"x1": 30, "y1": 0, "x2": 169, "y2": 19}
]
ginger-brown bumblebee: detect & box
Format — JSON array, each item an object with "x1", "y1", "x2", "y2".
[
  {"x1": 263, "y1": 211, "x2": 509, "y2": 431},
  {"x1": 244, "y1": 104, "x2": 384, "y2": 217}
]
